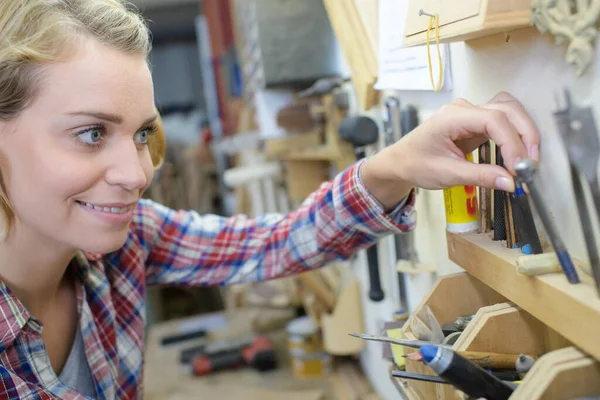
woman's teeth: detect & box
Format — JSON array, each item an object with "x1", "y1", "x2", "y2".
[{"x1": 80, "y1": 202, "x2": 130, "y2": 214}]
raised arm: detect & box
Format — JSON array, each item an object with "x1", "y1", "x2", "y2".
[{"x1": 135, "y1": 160, "x2": 415, "y2": 287}]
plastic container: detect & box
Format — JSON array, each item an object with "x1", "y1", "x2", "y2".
[
  {"x1": 443, "y1": 152, "x2": 479, "y2": 233},
  {"x1": 286, "y1": 316, "x2": 332, "y2": 378}
]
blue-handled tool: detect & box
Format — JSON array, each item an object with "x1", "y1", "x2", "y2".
[
  {"x1": 514, "y1": 158, "x2": 580, "y2": 284},
  {"x1": 420, "y1": 344, "x2": 514, "y2": 400}
]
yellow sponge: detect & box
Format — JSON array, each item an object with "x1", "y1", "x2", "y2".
[{"x1": 386, "y1": 328, "x2": 406, "y2": 368}]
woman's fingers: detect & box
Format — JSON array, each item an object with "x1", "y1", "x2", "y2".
[
  {"x1": 436, "y1": 105, "x2": 527, "y2": 175},
  {"x1": 483, "y1": 99, "x2": 541, "y2": 162},
  {"x1": 441, "y1": 158, "x2": 515, "y2": 191}
]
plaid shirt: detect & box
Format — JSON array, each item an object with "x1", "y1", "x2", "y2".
[{"x1": 0, "y1": 161, "x2": 415, "y2": 399}]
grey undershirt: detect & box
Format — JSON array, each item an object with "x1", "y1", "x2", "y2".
[{"x1": 58, "y1": 328, "x2": 97, "y2": 398}]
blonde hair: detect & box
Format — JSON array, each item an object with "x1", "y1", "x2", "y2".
[{"x1": 0, "y1": 0, "x2": 166, "y2": 238}]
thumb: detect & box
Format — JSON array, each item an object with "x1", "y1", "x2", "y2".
[{"x1": 447, "y1": 159, "x2": 515, "y2": 191}]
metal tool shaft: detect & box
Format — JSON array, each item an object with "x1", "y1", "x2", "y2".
[
  {"x1": 571, "y1": 167, "x2": 600, "y2": 293},
  {"x1": 553, "y1": 88, "x2": 600, "y2": 293},
  {"x1": 514, "y1": 159, "x2": 580, "y2": 283},
  {"x1": 349, "y1": 333, "x2": 436, "y2": 349},
  {"x1": 392, "y1": 370, "x2": 448, "y2": 384}
]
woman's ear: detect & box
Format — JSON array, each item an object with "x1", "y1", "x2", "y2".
[{"x1": 148, "y1": 109, "x2": 166, "y2": 170}]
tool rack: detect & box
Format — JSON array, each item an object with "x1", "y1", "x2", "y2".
[{"x1": 394, "y1": 232, "x2": 600, "y2": 400}]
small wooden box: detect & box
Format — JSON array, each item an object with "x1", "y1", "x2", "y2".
[{"x1": 403, "y1": 0, "x2": 532, "y2": 47}]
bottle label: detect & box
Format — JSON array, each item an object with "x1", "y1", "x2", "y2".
[{"x1": 443, "y1": 153, "x2": 479, "y2": 225}]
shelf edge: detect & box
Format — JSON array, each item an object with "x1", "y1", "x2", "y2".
[{"x1": 447, "y1": 232, "x2": 600, "y2": 361}]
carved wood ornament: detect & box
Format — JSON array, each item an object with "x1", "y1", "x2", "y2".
[{"x1": 531, "y1": 0, "x2": 600, "y2": 76}]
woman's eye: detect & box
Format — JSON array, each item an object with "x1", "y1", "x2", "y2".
[
  {"x1": 134, "y1": 127, "x2": 155, "y2": 145},
  {"x1": 77, "y1": 128, "x2": 104, "y2": 144}
]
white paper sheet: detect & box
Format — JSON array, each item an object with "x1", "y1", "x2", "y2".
[{"x1": 375, "y1": 0, "x2": 453, "y2": 91}]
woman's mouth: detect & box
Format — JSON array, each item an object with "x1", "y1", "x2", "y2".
[
  {"x1": 77, "y1": 201, "x2": 132, "y2": 214},
  {"x1": 75, "y1": 200, "x2": 137, "y2": 224}
]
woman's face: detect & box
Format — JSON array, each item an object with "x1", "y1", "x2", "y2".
[{"x1": 0, "y1": 38, "x2": 156, "y2": 254}]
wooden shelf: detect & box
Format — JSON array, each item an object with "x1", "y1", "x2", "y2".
[
  {"x1": 282, "y1": 146, "x2": 340, "y2": 162},
  {"x1": 403, "y1": 0, "x2": 532, "y2": 47},
  {"x1": 447, "y1": 232, "x2": 600, "y2": 361}
]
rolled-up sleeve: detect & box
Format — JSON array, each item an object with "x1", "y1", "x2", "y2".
[{"x1": 134, "y1": 159, "x2": 416, "y2": 287}]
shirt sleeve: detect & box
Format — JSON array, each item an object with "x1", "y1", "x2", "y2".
[{"x1": 135, "y1": 159, "x2": 416, "y2": 287}]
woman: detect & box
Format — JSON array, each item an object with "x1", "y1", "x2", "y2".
[{"x1": 0, "y1": 0, "x2": 539, "y2": 399}]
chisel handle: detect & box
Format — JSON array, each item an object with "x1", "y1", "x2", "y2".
[{"x1": 458, "y1": 351, "x2": 534, "y2": 370}]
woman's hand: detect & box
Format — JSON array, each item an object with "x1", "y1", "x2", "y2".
[{"x1": 362, "y1": 92, "x2": 541, "y2": 211}]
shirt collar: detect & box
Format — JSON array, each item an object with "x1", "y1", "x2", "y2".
[
  {"x1": 0, "y1": 251, "x2": 101, "y2": 352},
  {"x1": 0, "y1": 280, "x2": 31, "y2": 352}
]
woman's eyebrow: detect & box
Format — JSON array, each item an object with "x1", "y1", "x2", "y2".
[{"x1": 67, "y1": 111, "x2": 157, "y2": 126}]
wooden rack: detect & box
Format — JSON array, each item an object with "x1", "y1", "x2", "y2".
[
  {"x1": 395, "y1": 232, "x2": 600, "y2": 399},
  {"x1": 447, "y1": 232, "x2": 600, "y2": 361}
]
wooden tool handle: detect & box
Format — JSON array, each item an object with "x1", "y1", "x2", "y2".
[{"x1": 458, "y1": 351, "x2": 534, "y2": 370}]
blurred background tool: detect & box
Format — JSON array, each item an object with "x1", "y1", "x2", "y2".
[
  {"x1": 338, "y1": 115, "x2": 384, "y2": 302},
  {"x1": 161, "y1": 327, "x2": 207, "y2": 346},
  {"x1": 384, "y1": 97, "x2": 409, "y2": 309},
  {"x1": 297, "y1": 77, "x2": 351, "y2": 98},
  {"x1": 191, "y1": 335, "x2": 277, "y2": 376},
  {"x1": 553, "y1": 88, "x2": 600, "y2": 294},
  {"x1": 515, "y1": 158, "x2": 580, "y2": 284}
]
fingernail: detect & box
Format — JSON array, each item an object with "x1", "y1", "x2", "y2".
[
  {"x1": 495, "y1": 176, "x2": 515, "y2": 192},
  {"x1": 529, "y1": 144, "x2": 539, "y2": 161}
]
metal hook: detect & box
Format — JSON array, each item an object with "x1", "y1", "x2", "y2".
[{"x1": 418, "y1": 8, "x2": 436, "y2": 18}]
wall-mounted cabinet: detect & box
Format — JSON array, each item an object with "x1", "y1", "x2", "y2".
[{"x1": 403, "y1": 0, "x2": 533, "y2": 47}]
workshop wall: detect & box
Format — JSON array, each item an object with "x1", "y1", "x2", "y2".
[{"x1": 360, "y1": 26, "x2": 600, "y2": 399}]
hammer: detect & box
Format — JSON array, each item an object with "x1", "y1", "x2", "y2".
[{"x1": 338, "y1": 115, "x2": 384, "y2": 302}]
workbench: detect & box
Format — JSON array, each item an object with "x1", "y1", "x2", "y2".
[{"x1": 144, "y1": 309, "x2": 377, "y2": 400}]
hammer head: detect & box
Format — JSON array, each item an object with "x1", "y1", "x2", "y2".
[{"x1": 338, "y1": 115, "x2": 379, "y2": 147}]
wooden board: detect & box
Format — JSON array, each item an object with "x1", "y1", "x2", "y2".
[
  {"x1": 323, "y1": 0, "x2": 379, "y2": 110},
  {"x1": 403, "y1": 0, "x2": 532, "y2": 47},
  {"x1": 447, "y1": 232, "x2": 600, "y2": 361},
  {"x1": 353, "y1": 0, "x2": 379, "y2": 55}
]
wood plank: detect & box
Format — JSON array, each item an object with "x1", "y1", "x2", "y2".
[
  {"x1": 353, "y1": 0, "x2": 378, "y2": 55},
  {"x1": 323, "y1": 0, "x2": 379, "y2": 110},
  {"x1": 447, "y1": 232, "x2": 600, "y2": 361}
]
